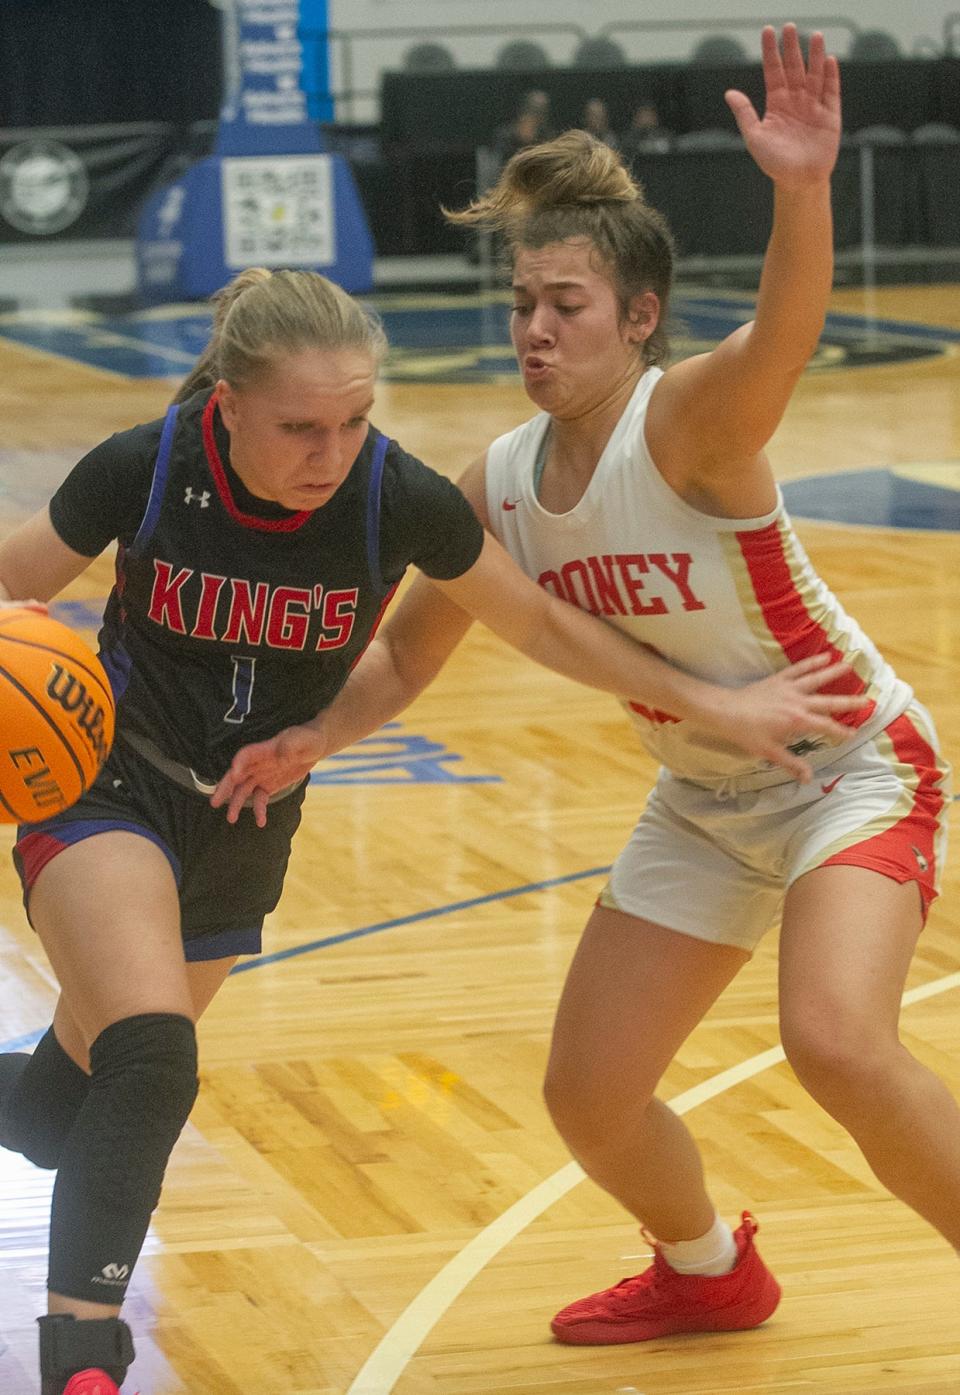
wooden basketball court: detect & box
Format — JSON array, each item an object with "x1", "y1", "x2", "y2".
[{"x1": 0, "y1": 279, "x2": 958, "y2": 1394}]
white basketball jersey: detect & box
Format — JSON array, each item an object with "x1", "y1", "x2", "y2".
[{"x1": 485, "y1": 368, "x2": 911, "y2": 783}]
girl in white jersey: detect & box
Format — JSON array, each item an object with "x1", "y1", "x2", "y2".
[{"x1": 214, "y1": 25, "x2": 955, "y2": 1346}]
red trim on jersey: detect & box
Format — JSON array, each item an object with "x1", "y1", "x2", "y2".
[
  {"x1": 736, "y1": 519, "x2": 875, "y2": 730},
  {"x1": 628, "y1": 699, "x2": 681, "y2": 725},
  {"x1": 14, "y1": 832, "x2": 70, "y2": 891},
  {"x1": 349, "y1": 581, "x2": 400, "y2": 671},
  {"x1": 202, "y1": 391, "x2": 312, "y2": 533},
  {"x1": 820, "y1": 710, "x2": 946, "y2": 912}
]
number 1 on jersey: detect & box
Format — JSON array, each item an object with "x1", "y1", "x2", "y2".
[{"x1": 226, "y1": 655, "x2": 256, "y2": 724}]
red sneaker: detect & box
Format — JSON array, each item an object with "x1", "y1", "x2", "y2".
[
  {"x1": 551, "y1": 1211, "x2": 781, "y2": 1345},
  {"x1": 62, "y1": 1373, "x2": 125, "y2": 1395}
]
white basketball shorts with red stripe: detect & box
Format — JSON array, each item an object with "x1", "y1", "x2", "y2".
[{"x1": 599, "y1": 701, "x2": 951, "y2": 951}]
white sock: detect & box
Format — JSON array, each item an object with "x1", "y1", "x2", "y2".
[{"x1": 660, "y1": 1215, "x2": 738, "y2": 1276}]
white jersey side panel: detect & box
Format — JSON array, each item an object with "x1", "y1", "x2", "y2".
[{"x1": 485, "y1": 368, "x2": 911, "y2": 783}]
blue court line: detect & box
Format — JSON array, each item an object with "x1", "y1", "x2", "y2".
[
  {"x1": 0, "y1": 865, "x2": 612, "y2": 1052},
  {"x1": 680, "y1": 295, "x2": 960, "y2": 343},
  {"x1": 4, "y1": 786, "x2": 959, "y2": 1049},
  {"x1": 230, "y1": 865, "x2": 612, "y2": 972},
  {"x1": 1, "y1": 1029, "x2": 44, "y2": 1052}
]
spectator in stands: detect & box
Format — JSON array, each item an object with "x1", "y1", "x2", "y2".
[
  {"x1": 524, "y1": 89, "x2": 558, "y2": 140},
  {"x1": 476, "y1": 91, "x2": 559, "y2": 263},
  {"x1": 491, "y1": 89, "x2": 557, "y2": 168},
  {"x1": 581, "y1": 97, "x2": 620, "y2": 150},
  {"x1": 620, "y1": 101, "x2": 673, "y2": 158}
]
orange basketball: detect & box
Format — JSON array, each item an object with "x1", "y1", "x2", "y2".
[{"x1": 0, "y1": 608, "x2": 115, "y2": 823}]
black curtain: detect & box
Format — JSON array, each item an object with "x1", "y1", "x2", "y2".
[{"x1": 0, "y1": 0, "x2": 222, "y2": 128}]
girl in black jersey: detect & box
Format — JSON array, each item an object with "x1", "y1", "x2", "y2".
[{"x1": 0, "y1": 266, "x2": 861, "y2": 1395}]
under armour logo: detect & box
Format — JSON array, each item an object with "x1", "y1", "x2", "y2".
[{"x1": 184, "y1": 487, "x2": 210, "y2": 507}]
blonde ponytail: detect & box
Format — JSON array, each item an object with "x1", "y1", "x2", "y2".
[{"x1": 172, "y1": 267, "x2": 387, "y2": 405}]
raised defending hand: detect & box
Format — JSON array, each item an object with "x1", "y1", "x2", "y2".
[
  {"x1": 702, "y1": 652, "x2": 870, "y2": 783},
  {"x1": 725, "y1": 24, "x2": 841, "y2": 188},
  {"x1": 210, "y1": 723, "x2": 327, "y2": 828}
]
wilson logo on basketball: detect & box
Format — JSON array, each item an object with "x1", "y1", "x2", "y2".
[
  {"x1": 46, "y1": 664, "x2": 111, "y2": 767},
  {"x1": 0, "y1": 608, "x2": 115, "y2": 823},
  {"x1": 9, "y1": 745, "x2": 67, "y2": 814}
]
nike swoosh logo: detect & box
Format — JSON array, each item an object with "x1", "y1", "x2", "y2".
[
  {"x1": 502, "y1": 499, "x2": 520, "y2": 511},
  {"x1": 821, "y1": 775, "x2": 844, "y2": 794}
]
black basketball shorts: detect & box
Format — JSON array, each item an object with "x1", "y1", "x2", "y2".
[{"x1": 13, "y1": 734, "x2": 307, "y2": 962}]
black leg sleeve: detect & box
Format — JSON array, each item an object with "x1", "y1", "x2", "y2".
[
  {"x1": 47, "y1": 1012, "x2": 199, "y2": 1304},
  {"x1": 0, "y1": 1027, "x2": 91, "y2": 1169}
]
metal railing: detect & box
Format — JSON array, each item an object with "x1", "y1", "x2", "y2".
[
  {"x1": 600, "y1": 13, "x2": 861, "y2": 50},
  {"x1": 301, "y1": 15, "x2": 948, "y2": 122},
  {"x1": 945, "y1": 12, "x2": 960, "y2": 54},
  {"x1": 310, "y1": 24, "x2": 590, "y2": 122},
  {"x1": 473, "y1": 132, "x2": 957, "y2": 294}
]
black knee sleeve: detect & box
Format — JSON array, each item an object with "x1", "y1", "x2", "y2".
[
  {"x1": 47, "y1": 1012, "x2": 199, "y2": 1304},
  {"x1": 38, "y1": 1313, "x2": 135, "y2": 1395},
  {"x1": 0, "y1": 1051, "x2": 30, "y2": 1114},
  {"x1": 0, "y1": 1027, "x2": 91, "y2": 1169}
]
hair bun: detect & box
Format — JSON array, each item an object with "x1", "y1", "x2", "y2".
[
  {"x1": 511, "y1": 132, "x2": 639, "y2": 210},
  {"x1": 446, "y1": 131, "x2": 641, "y2": 230}
]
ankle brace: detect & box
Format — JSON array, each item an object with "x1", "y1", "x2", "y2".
[{"x1": 38, "y1": 1314, "x2": 134, "y2": 1395}]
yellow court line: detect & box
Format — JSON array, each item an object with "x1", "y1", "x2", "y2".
[{"x1": 347, "y1": 970, "x2": 960, "y2": 1395}]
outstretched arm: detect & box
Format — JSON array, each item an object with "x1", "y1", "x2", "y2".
[
  {"x1": 212, "y1": 507, "x2": 867, "y2": 825},
  {"x1": 646, "y1": 24, "x2": 841, "y2": 513}
]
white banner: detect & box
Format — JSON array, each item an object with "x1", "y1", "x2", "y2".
[{"x1": 222, "y1": 153, "x2": 336, "y2": 266}]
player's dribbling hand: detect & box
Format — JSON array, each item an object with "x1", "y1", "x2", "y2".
[{"x1": 210, "y1": 723, "x2": 328, "y2": 828}]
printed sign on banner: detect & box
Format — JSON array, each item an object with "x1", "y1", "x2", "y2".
[
  {"x1": 222, "y1": 153, "x2": 335, "y2": 267},
  {"x1": 137, "y1": 0, "x2": 373, "y2": 300},
  {"x1": 220, "y1": 0, "x2": 311, "y2": 146}
]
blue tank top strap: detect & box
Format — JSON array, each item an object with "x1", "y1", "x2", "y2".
[
  {"x1": 365, "y1": 431, "x2": 389, "y2": 594},
  {"x1": 130, "y1": 401, "x2": 180, "y2": 554}
]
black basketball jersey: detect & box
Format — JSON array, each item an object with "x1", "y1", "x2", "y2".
[{"x1": 49, "y1": 389, "x2": 483, "y2": 780}]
